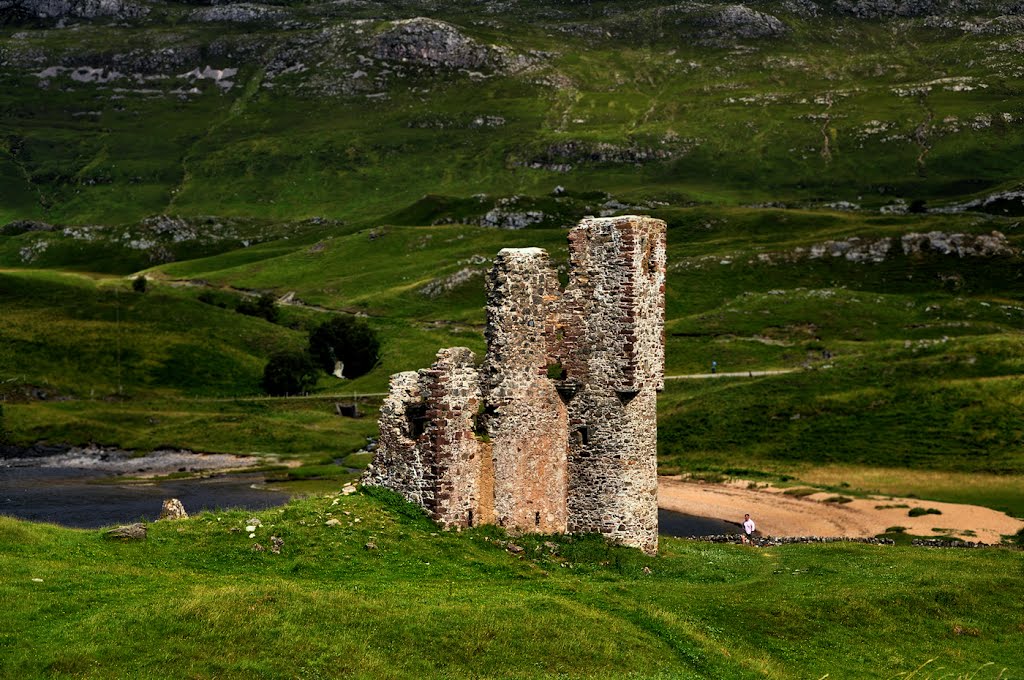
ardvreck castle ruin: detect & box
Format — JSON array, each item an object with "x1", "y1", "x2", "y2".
[{"x1": 363, "y1": 215, "x2": 666, "y2": 554}]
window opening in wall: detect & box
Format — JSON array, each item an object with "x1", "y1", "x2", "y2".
[
  {"x1": 473, "y1": 404, "x2": 497, "y2": 441},
  {"x1": 546, "y1": 362, "x2": 567, "y2": 380},
  {"x1": 535, "y1": 511, "x2": 541, "y2": 527},
  {"x1": 468, "y1": 510, "x2": 474, "y2": 528},
  {"x1": 573, "y1": 426, "x2": 590, "y2": 446},
  {"x1": 407, "y1": 403, "x2": 429, "y2": 440},
  {"x1": 641, "y1": 236, "x2": 655, "y2": 277}
]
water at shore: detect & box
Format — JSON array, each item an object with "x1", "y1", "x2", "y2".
[
  {"x1": 2, "y1": 446, "x2": 742, "y2": 535},
  {"x1": 0, "y1": 446, "x2": 290, "y2": 528},
  {"x1": 658, "y1": 508, "x2": 740, "y2": 537}
]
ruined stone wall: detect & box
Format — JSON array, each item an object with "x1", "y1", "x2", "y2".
[
  {"x1": 364, "y1": 348, "x2": 487, "y2": 528},
  {"x1": 365, "y1": 215, "x2": 666, "y2": 555},
  {"x1": 561, "y1": 216, "x2": 666, "y2": 555},
  {"x1": 483, "y1": 248, "x2": 568, "y2": 534}
]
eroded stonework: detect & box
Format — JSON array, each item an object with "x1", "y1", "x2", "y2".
[{"x1": 363, "y1": 215, "x2": 666, "y2": 554}]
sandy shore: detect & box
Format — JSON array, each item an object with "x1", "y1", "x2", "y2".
[{"x1": 659, "y1": 476, "x2": 1024, "y2": 544}]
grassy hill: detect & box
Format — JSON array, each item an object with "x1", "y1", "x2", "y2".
[{"x1": 1, "y1": 490, "x2": 1021, "y2": 679}]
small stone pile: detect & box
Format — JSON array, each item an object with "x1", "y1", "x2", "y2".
[{"x1": 685, "y1": 535, "x2": 896, "y2": 546}]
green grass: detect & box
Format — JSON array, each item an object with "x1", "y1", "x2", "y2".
[{"x1": 0, "y1": 490, "x2": 1021, "y2": 679}]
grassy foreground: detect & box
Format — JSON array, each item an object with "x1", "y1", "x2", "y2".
[{"x1": 1, "y1": 489, "x2": 1021, "y2": 680}]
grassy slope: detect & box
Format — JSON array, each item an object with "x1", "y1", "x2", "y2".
[{"x1": 0, "y1": 491, "x2": 1021, "y2": 680}]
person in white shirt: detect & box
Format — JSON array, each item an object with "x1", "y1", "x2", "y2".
[{"x1": 742, "y1": 513, "x2": 756, "y2": 544}]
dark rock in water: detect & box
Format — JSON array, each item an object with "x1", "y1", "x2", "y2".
[
  {"x1": 104, "y1": 523, "x2": 147, "y2": 540},
  {"x1": 157, "y1": 498, "x2": 188, "y2": 520}
]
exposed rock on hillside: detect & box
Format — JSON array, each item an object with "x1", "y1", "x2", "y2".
[
  {"x1": 516, "y1": 138, "x2": 697, "y2": 172},
  {"x1": 831, "y1": 0, "x2": 985, "y2": 18},
  {"x1": 0, "y1": 0, "x2": 148, "y2": 20},
  {"x1": 901, "y1": 230, "x2": 1013, "y2": 257},
  {"x1": 371, "y1": 17, "x2": 526, "y2": 72},
  {"x1": 757, "y1": 230, "x2": 1015, "y2": 264},
  {"x1": 626, "y1": 3, "x2": 788, "y2": 43},
  {"x1": 188, "y1": 3, "x2": 291, "y2": 23}
]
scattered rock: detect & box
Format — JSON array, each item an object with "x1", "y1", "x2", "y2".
[
  {"x1": 252, "y1": 542, "x2": 265, "y2": 552},
  {"x1": 157, "y1": 498, "x2": 188, "y2": 520},
  {"x1": 188, "y1": 3, "x2": 291, "y2": 24},
  {"x1": 901, "y1": 231, "x2": 1013, "y2": 257},
  {"x1": 341, "y1": 484, "x2": 357, "y2": 496},
  {"x1": 103, "y1": 523, "x2": 147, "y2": 541},
  {"x1": 326, "y1": 518, "x2": 342, "y2": 527},
  {"x1": 364, "y1": 541, "x2": 377, "y2": 550},
  {"x1": 1, "y1": 0, "x2": 149, "y2": 20},
  {"x1": 247, "y1": 517, "x2": 262, "y2": 527},
  {"x1": 507, "y1": 543, "x2": 524, "y2": 554},
  {"x1": 270, "y1": 536, "x2": 284, "y2": 554},
  {"x1": 642, "y1": 566, "x2": 653, "y2": 575}
]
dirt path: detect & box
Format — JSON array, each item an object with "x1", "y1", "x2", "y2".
[{"x1": 659, "y1": 476, "x2": 1024, "y2": 544}]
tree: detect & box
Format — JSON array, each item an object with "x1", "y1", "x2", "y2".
[
  {"x1": 308, "y1": 315, "x2": 380, "y2": 379},
  {"x1": 132, "y1": 275, "x2": 148, "y2": 293},
  {"x1": 237, "y1": 293, "x2": 279, "y2": 324},
  {"x1": 261, "y1": 351, "x2": 319, "y2": 396}
]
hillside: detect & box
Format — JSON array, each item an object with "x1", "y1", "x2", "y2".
[{"x1": 2, "y1": 0, "x2": 1024, "y2": 225}]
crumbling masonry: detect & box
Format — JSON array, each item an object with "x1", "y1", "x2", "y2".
[{"x1": 364, "y1": 216, "x2": 666, "y2": 554}]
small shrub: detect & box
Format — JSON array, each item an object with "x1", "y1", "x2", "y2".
[
  {"x1": 823, "y1": 495, "x2": 853, "y2": 504},
  {"x1": 688, "y1": 471, "x2": 726, "y2": 484},
  {"x1": 261, "y1": 350, "x2": 318, "y2": 396},
  {"x1": 908, "y1": 198, "x2": 928, "y2": 213},
  {"x1": 885, "y1": 526, "x2": 907, "y2": 533},
  {"x1": 1015, "y1": 527, "x2": 1024, "y2": 548},
  {"x1": 237, "y1": 293, "x2": 279, "y2": 324},
  {"x1": 132, "y1": 275, "x2": 147, "y2": 293},
  {"x1": 908, "y1": 507, "x2": 942, "y2": 517},
  {"x1": 875, "y1": 504, "x2": 910, "y2": 510},
  {"x1": 308, "y1": 315, "x2": 380, "y2": 379},
  {"x1": 784, "y1": 487, "x2": 817, "y2": 498}
]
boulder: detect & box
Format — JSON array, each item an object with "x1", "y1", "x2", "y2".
[
  {"x1": 157, "y1": 498, "x2": 188, "y2": 520},
  {"x1": 104, "y1": 523, "x2": 147, "y2": 540}
]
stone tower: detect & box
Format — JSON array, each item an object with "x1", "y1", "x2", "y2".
[
  {"x1": 364, "y1": 215, "x2": 666, "y2": 555},
  {"x1": 482, "y1": 247, "x2": 568, "y2": 534},
  {"x1": 560, "y1": 216, "x2": 666, "y2": 555}
]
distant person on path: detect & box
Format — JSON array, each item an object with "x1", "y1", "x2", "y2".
[
  {"x1": 711, "y1": 360, "x2": 718, "y2": 375},
  {"x1": 742, "y1": 513, "x2": 756, "y2": 545}
]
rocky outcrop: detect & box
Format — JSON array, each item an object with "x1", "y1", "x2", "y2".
[
  {"x1": 900, "y1": 230, "x2": 1013, "y2": 257},
  {"x1": 517, "y1": 138, "x2": 696, "y2": 172},
  {"x1": 0, "y1": 0, "x2": 148, "y2": 20},
  {"x1": 371, "y1": 17, "x2": 525, "y2": 72},
  {"x1": 631, "y1": 3, "x2": 788, "y2": 43},
  {"x1": 749, "y1": 230, "x2": 1015, "y2": 266},
  {"x1": 103, "y1": 523, "x2": 147, "y2": 540},
  {"x1": 696, "y1": 4, "x2": 789, "y2": 40},
  {"x1": 188, "y1": 4, "x2": 291, "y2": 24},
  {"x1": 831, "y1": 0, "x2": 985, "y2": 18}
]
